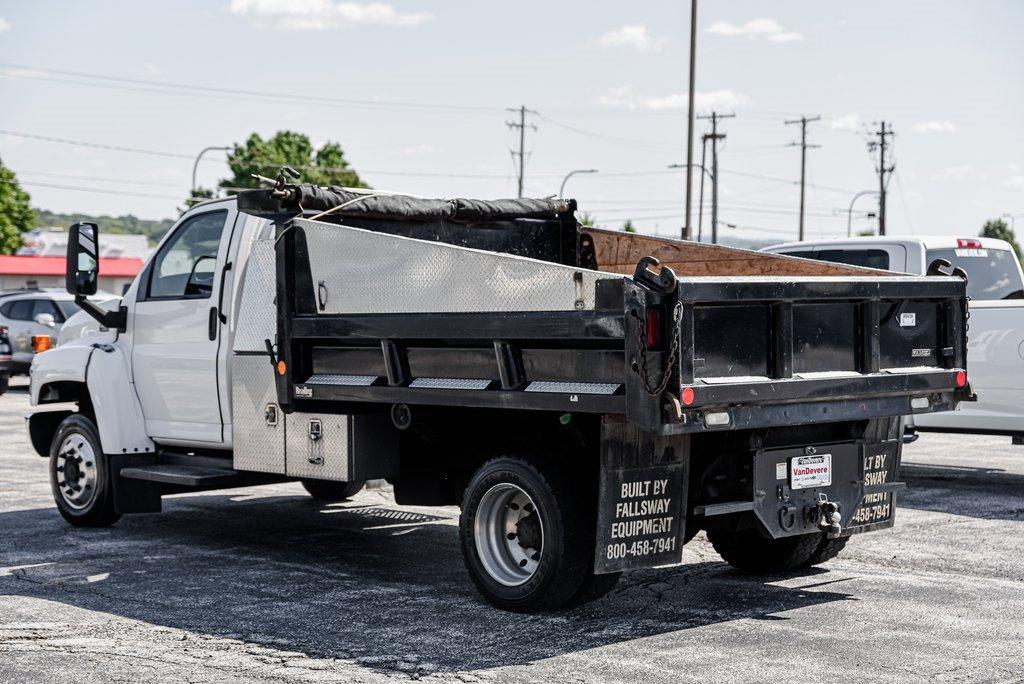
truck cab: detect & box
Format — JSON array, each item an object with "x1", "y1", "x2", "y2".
[{"x1": 764, "y1": 236, "x2": 1024, "y2": 440}]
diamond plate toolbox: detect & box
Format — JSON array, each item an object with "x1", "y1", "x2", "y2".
[
  {"x1": 233, "y1": 238, "x2": 277, "y2": 353},
  {"x1": 231, "y1": 354, "x2": 286, "y2": 474},
  {"x1": 298, "y1": 219, "x2": 604, "y2": 314}
]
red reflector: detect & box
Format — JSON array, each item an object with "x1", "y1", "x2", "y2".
[
  {"x1": 681, "y1": 387, "x2": 695, "y2": 405},
  {"x1": 955, "y1": 370, "x2": 967, "y2": 387},
  {"x1": 646, "y1": 309, "x2": 661, "y2": 349},
  {"x1": 956, "y1": 238, "x2": 982, "y2": 248}
]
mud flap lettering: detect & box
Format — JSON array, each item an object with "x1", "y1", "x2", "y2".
[
  {"x1": 848, "y1": 444, "x2": 900, "y2": 532},
  {"x1": 595, "y1": 418, "x2": 688, "y2": 574}
]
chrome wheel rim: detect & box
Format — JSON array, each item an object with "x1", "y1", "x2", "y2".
[
  {"x1": 56, "y1": 433, "x2": 98, "y2": 510},
  {"x1": 473, "y1": 483, "x2": 544, "y2": 586}
]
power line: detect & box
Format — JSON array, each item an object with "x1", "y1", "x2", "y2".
[
  {"x1": 867, "y1": 121, "x2": 895, "y2": 235},
  {"x1": 0, "y1": 62, "x2": 505, "y2": 114},
  {"x1": 697, "y1": 111, "x2": 734, "y2": 244},
  {"x1": 784, "y1": 115, "x2": 821, "y2": 241},
  {"x1": 506, "y1": 106, "x2": 538, "y2": 198},
  {"x1": 0, "y1": 177, "x2": 203, "y2": 201}
]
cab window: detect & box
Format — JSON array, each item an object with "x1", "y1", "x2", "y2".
[
  {"x1": 0, "y1": 299, "x2": 34, "y2": 321},
  {"x1": 147, "y1": 211, "x2": 227, "y2": 300},
  {"x1": 779, "y1": 248, "x2": 890, "y2": 270},
  {"x1": 927, "y1": 248, "x2": 1024, "y2": 300}
]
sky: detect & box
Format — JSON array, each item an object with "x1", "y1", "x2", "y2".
[{"x1": 1, "y1": 0, "x2": 1022, "y2": 245}]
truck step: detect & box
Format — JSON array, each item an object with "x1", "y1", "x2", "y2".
[{"x1": 119, "y1": 464, "x2": 240, "y2": 487}]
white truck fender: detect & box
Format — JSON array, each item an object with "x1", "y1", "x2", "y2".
[{"x1": 30, "y1": 341, "x2": 155, "y2": 456}]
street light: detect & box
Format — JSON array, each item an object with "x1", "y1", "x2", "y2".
[
  {"x1": 558, "y1": 169, "x2": 598, "y2": 198},
  {"x1": 1002, "y1": 213, "x2": 1017, "y2": 231},
  {"x1": 847, "y1": 190, "x2": 880, "y2": 237},
  {"x1": 192, "y1": 145, "x2": 231, "y2": 196}
]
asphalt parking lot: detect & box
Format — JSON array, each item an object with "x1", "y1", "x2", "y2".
[{"x1": 1, "y1": 377, "x2": 1022, "y2": 684}]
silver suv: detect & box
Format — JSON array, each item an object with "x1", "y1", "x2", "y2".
[{"x1": 0, "y1": 289, "x2": 83, "y2": 374}]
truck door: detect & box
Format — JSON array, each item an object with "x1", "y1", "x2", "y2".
[{"x1": 130, "y1": 207, "x2": 236, "y2": 445}]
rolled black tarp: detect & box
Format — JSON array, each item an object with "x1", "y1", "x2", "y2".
[{"x1": 237, "y1": 184, "x2": 574, "y2": 222}]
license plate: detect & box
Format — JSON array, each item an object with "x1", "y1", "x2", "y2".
[{"x1": 790, "y1": 454, "x2": 832, "y2": 489}]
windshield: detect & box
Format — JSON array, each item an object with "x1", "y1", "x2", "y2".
[
  {"x1": 56, "y1": 300, "x2": 82, "y2": 321},
  {"x1": 927, "y1": 248, "x2": 1024, "y2": 300}
]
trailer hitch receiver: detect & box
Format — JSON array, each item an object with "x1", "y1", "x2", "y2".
[{"x1": 808, "y1": 494, "x2": 843, "y2": 539}]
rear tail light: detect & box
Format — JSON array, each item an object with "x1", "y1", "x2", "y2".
[
  {"x1": 956, "y1": 238, "x2": 982, "y2": 248},
  {"x1": 955, "y1": 370, "x2": 967, "y2": 387},
  {"x1": 910, "y1": 396, "x2": 930, "y2": 410},
  {"x1": 645, "y1": 308, "x2": 662, "y2": 349},
  {"x1": 704, "y1": 411, "x2": 731, "y2": 427},
  {"x1": 681, "y1": 386, "x2": 696, "y2": 406}
]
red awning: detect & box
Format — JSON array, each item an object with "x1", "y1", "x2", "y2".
[{"x1": 0, "y1": 255, "x2": 144, "y2": 278}]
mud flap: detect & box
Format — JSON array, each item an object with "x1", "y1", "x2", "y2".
[
  {"x1": 594, "y1": 416, "x2": 689, "y2": 574},
  {"x1": 109, "y1": 453, "x2": 162, "y2": 514}
]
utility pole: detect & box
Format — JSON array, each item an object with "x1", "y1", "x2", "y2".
[
  {"x1": 697, "y1": 134, "x2": 709, "y2": 242},
  {"x1": 683, "y1": 0, "x2": 698, "y2": 241},
  {"x1": 697, "y1": 111, "x2": 734, "y2": 244},
  {"x1": 784, "y1": 115, "x2": 820, "y2": 241},
  {"x1": 868, "y1": 121, "x2": 895, "y2": 235},
  {"x1": 507, "y1": 105, "x2": 538, "y2": 198}
]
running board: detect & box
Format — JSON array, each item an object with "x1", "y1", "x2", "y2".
[{"x1": 119, "y1": 464, "x2": 240, "y2": 487}]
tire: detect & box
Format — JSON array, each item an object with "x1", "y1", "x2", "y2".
[
  {"x1": 707, "y1": 527, "x2": 827, "y2": 573},
  {"x1": 301, "y1": 479, "x2": 366, "y2": 501},
  {"x1": 802, "y1": 536, "x2": 850, "y2": 567},
  {"x1": 0, "y1": 373, "x2": 8, "y2": 395},
  {"x1": 49, "y1": 414, "x2": 121, "y2": 528},
  {"x1": 459, "y1": 455, "x2": 601, "y2": 612}
]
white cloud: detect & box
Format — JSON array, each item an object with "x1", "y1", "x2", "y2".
[
  {"x1": 598, "y1": 85, "x2": 749, "y2": 112},
  {"x1": 0, "y1": 17, "x2": 11, "y2": 32},
  {"x1": 144, "y1": 63, "x2": 161, "y2": 76},
  {"x1": 828, "y1": 114, "x2": 860, "y2": 131},
  {"x1": 229, "y1": 0, "x2": 434, "y2": 30},
  {"x1": 402, "y1": 144, "x2": 438, "y2": 156},
  {"x1": 1003, "y1": 175, "x2": 1024, "y2": 189},
  {"x1": 931, "y1": 165, "x2": 977, "y2": 182},
  {"x1": 912, "y1": 120, "x2": 957, "y2": 134},
  {"x1": 706, "y1": 18, "x2": 803, "y2": 42},
  {"x1": 595, "y1": 24, "x2": 667, "y2": 52}
]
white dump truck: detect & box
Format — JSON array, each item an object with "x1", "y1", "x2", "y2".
[{"x1": 26, "y1": 179, "x2": 971, "y2": 611}]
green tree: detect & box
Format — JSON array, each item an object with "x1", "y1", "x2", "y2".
[
  {"x1": 622, "y1": 219, "x2": 637, "y2": 233},
  {"x1": 0, "y1": 156, "x2": 33, "y2": 254},
  {"x1": 220, "y1": 131, "x2": 368, "y2": 194},
  {"x1": 577, "y1": 212, "x2": 602, "y2": 229},
  {"x1": 980, "y1": 218, "x2": 1022, "y2": 260},
  {"x1": 180, "y1": 186, "x2": 216, "y2": 215}
]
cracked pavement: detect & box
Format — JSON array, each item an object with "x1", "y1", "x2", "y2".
[{"x1": 2, "y1": 377, "x2": 1023, "y2": 683}]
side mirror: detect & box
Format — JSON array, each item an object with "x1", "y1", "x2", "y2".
[
  {"x1": 66, "y1": 222, "x2": 100, "y2": 297},
  {"x1": 34, "y1": 313, "x2": 56, "y2": 328}
]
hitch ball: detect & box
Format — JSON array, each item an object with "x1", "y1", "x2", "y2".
[{"x1": 814, "y1": 494, "x2": 843, "y2": 539}]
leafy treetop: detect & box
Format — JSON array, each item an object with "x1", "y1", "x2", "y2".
[{"x1": 0, "y1": 156, "x2": 33, "y2": 254}]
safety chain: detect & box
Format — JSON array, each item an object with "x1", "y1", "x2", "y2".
[{"x1": 633, "y1": 301, "x2": 683, "y2": 396}]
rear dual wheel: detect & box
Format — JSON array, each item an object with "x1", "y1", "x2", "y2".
[
  {"x1": 459, "y1": 456, "x2": 618, "y2": 612},
  {"x1": 301, "y1": 479, "x2": 366, "y2": 502},
  {"x1": 707, "y1": 527, "x2": 849, "y2": 573}
]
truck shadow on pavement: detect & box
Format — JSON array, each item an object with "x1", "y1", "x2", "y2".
[{"x1": 0, "y1": 490, "x2": 855, "y2": 673}]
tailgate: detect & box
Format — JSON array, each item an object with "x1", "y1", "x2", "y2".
[{"x1": 625, "y1": 274, "x2": 970, "y2": 433}]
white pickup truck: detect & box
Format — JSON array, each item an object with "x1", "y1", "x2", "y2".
[
  {"x1": 24, "y1": 184, "x2": 970, "y2": 611},
  {"x1": 764, "y1": 235, "x2": 1024, "y2": 442}
]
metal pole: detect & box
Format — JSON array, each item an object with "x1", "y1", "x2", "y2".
[
  {"x1": 1002, "y1": 213, "x2": 1016, "y2": 232},
  {"x1": 682, "y1": 0, "x2": 697, "y2": 241},
  {"x1": 847, "y1": 190, "x2": 880, "y2": 236},
  {"x1": 711, "y1": 115, "x2": 719, "y2": 245},
  {"x1": 192, "y1": 146, "x2": 230, "y2": 196},
  {"x1": 879, "y1": 121, "x2": 887, "y2": 236},
  {"x1": 697, "y1": 135, "x2": 708, "y2": 242},
  {"x1": 559, "y1": 169, "x2": 598, "y2": 198},
  {"x1": 517, "y1": 106, "x2": 526, "y2": 198}
]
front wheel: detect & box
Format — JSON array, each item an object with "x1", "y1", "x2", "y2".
[
  {"x1": 459, "y1": 455, "x2": 615, "y2": 612},
  {"x1": 50, "y1": 414, "x2": 120, "y2": 527},
  {"x1": 707, "y1": 527, "x2": 849, "y2": 573}
]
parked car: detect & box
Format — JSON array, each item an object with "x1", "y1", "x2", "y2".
[
  {"x1": 763, "y1": 235, "x2": 1024, "y2": 442},
  {"x1": 0, "y1": 325, "x2": 12, "y2": 395},
  {"x1": 0, "y1": 289, "x2": 88, "y2": 374}
]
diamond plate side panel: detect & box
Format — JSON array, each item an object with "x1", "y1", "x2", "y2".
[
  {"x1": 233, "y1": 239, "x2": 278, "y2": 353},
  {"x1": 286, "y1": 413, "x2": 351, "y2": 481},
  {"x1": 298, "y1": 219, "x2": 605, "y2": 314},
  {"x1": 231, "y1": 355, "x2": 286, "y2": 474}
]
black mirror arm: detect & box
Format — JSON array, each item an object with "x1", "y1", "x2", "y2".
[{"x1": 74, "y1": 296, "x2": 127, "y2": 333}]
